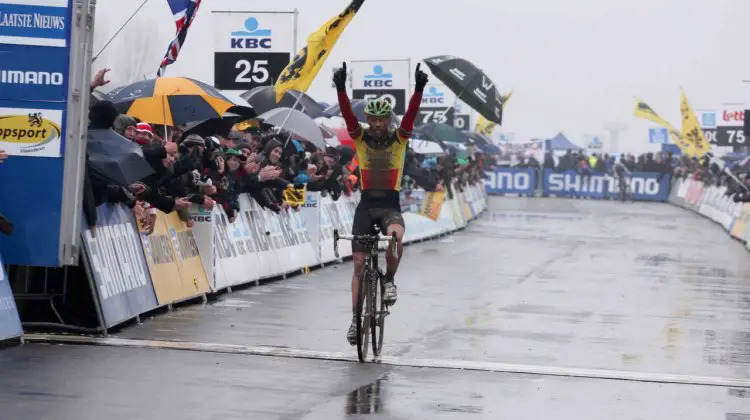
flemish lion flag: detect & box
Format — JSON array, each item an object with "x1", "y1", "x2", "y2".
[
  {"x1": 274, "y1": 0, "x2": 365, "y2": 103},
  {"x1": 633, "y1": 97, "x2": 695, "y2": 156},
  {"x1": 679, "y1": 88, "x2": 711, "y2": 157},
  {"x1": 475, "y1": 114, "x2": 496, "y2": 137}
]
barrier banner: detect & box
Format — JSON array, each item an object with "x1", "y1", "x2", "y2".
[
  {"x1": 81, "y1": 204, "x2": 159, "y2": 328},
  {"x1": 485, "y1": 168, "x2": 537, "y2": 195},
  {"x1": 164, "y1": 212, "x2": 212, "y2": 298},
  {"x1": 731, "y1": 204, "x2": 750, "y2": 241},
  {"x1": 240, "y1": 196, "x2": 277, "y2": 280},
  {"x1": 189, "y1": 205, "x2": 228, "y2": 291},
  {"x1": 542, "y1": 170, "x2": 671, "y2": 201},
  {"x1": 300, "y1": 192, "x2": 322, "y2": 261},
  {"x1": 0, "y1": 250, "x2": 22, "y2": 342},
  {"x1": 419, "y1": 191, "x2": 445, "y2": 221},
  {"x1": 684, "y1": 179, "x2": 706, "y2": 212},
  {"x1": 668, "y1": 178, "x2": 686, "y2": 207}
]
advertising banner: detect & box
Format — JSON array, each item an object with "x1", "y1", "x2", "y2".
[
  {"x1": 0, "y1": 250, "x2": 22, "y2": 342},
  {"x1": 731, "y1": 204, "x2": 750, "y2": 241},
  {"x1": 542, "y1": 170, "x2": 671, "y2": 201},
  {"x1": 138, "y1": 211, "x2": 182, "y2": 304},
  {"x1": 350, "y1": 60, "x2": 410, "y2": 116},
  {"x1": 239, "y1": 195, "x2": 278, "y2": 279},
  {"x1": 80, "y1": 204, "x2": 159, "y2": 328},
  {"x1": 0, "y1": 0, "x2": 69, "y2": 47},
  {"x1": 485, "y1": 168, "x2": 537, "y2": 195},
  {"x1": 190, "y1": 205, "x2": 226, "y2": 292},
  {"x1": 212, "y1": 11, "x2": 294, "y2": 91},
  {"x1": 699, "y1": 107, "x2": 747, "y2": 147},
  {"x1": 667, "y1": 178, "x2": 686, "y2": 207},
  {"x1": 300, "y1": 191, "x2": 321, "y2": 261},
  {"x1": 683, "y1": 179, "x2": 706, "y2": 211},
  {"x1": 164, "y1": 211, "x2": 211, "y2": 299},
  {"x1": 0, "y1": 44, "x2": 68, "y2": 101}
]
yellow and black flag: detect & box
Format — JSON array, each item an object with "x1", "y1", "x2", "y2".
[
  {"x1": 633, "y1": 97, "x2": 694, "y2": 156},
  {"x1": 274, "y1": 0, "x2": 365, "y2": 103},
  {"x1": 679, "y1": 88, "x2": 711, "y2": 157},
  {"x1": 475, "y1": 114, "x2": 497, "y2": 136}
]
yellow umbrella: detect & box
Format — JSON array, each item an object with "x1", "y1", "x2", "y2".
[{"x1": 108, "y1": 77, "x2": 235, "y2": 126}]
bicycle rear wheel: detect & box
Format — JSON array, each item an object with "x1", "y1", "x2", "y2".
[
  {"x1": 355, "y1": 267, "x2": 370, "y2": 363},
  {"x1": 371, "y1": 270, "x2": 386, "y2": 356}
]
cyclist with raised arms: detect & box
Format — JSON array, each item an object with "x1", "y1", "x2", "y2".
[{"x1": 333, "y1": 61, "x2": 441, "y2": 345}]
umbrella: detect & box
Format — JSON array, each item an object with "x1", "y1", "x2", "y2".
[
  {"x1": 317, "y1": 100, "x2": 400, "y2": 128},
  {"x1": 240, "y1": 86, "x2": 324, "y2": 117},
  {"x1": 86, "y1": 129, "x2": 155, "y2": 185},
  {"x1": 414, "y1": 123, "x2": 472, "y2": 144},
  {"x1": 423, "y1": 55, "x2": 504, "y2": 125},
  {"x1": 462, "y1": 130, "x2": 490, "y2": 145},
  {"x1": 257, "y1": 108, "x2": 326, "y2": 150},
  {"x1": 105, "y1": 77, "x2": 236, "y2": 126},
  {"x1": 181, "y1": 105, "x2": 258, "y2": 138}
]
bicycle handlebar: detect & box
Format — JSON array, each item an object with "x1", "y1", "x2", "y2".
[{"x1": 333, "y1": 229, "x2": 398, "y2": 259}]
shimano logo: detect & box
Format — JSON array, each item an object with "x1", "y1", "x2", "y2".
[{"x1": 1, "y1": 70, "x2": 63, "y2": 86}]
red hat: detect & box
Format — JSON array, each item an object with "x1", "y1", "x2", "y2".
[{"x1": 136, "y1": 122, "x2": 153, "y2": 133}]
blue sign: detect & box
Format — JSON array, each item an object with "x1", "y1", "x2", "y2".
[
  {"x1": 0, "y1": 44, "x2": 68, "y2": 101},
  {"x1": 484, "y1": 168, "x2": 537, "y2": 195},
  {"x1": 661, "y1": 143, "x2": 682, "y2": 157},
  {"x1": 80, "y1": 204, "x2": 159, "y2": 328},
  {"x1": 649, "y1": 127, "x2": 668, "y2": 144},
  {"x1": 542, "y1": 169, "x2": 671, "y2": 201},
  {"x1": 421, "y1": 85, "x2": 445, "y2": 105},
  {"x1": 230, "y1": 17, "x2": 272, "y2": 49},
  {"x1": 0, "y1": 0, "x2": 72, "y2": 267},
  {"x1": 0, "y1": 250, "x2": 22, "y2": 342},
  {"x1": 701, "y1": 111, "x2": 717, "y2": 128},
  {"x1": 0, "y1": 1, "x2": 69, "y2": 47},
  {"x1": 363, "y1": 65, "x2": 393, "y2": 88}
]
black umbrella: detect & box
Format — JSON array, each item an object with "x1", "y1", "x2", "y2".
[
  {"x1": 182, "y1": 105, "x2": 258, "y2": 138},
  {"x1": 257, "y1": 108, "x2": 326, "y2": 150},
  {"x1": 423, "y1": 55, "x2": 504, "y2": 125},
  {"x1": 240, "y1": 86, "x2": 323, "y2": 117},
  {"x1": 87, "y1": 129, "x2": 155, "y2": 185},
  {"x1": 463, "y1": 131, "x2": 490, "y2": 145}
]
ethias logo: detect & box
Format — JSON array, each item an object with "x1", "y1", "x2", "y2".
[
  {"x1": 363, "y1": 65, "x2": 392, "y2": 88},
  {"x1": 421, "y1": 86, "x2": 445, "y2": 105},
  {"x1": 231, "y1": 17, "x2": 272, "y2": 49},
  {"x1": 0, "y1": 112, "x2": 60, "y2": 152}
]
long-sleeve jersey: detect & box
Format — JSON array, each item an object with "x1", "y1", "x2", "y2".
[{"x1": 337, "y1": 90, "x2": 423, "y2": 208}]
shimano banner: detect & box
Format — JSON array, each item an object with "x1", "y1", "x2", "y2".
[
  {"x1": 80, "y1": 204, "x2": 159, "y2": 328},
  {"x1": 542, "y1": 170, "x2": 671, "y2": 201},
  {"x1": 484, "y1": 168, "x2": 537, "y2": 195}
]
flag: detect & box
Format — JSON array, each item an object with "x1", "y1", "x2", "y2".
[
  {"x1": 475, "y1": 114, "x2": 496, "y2": 136},
  {"x1": 157, "y1": 0, "x2": 201, "y2": 77},
  {"x1": 633, "y1": 97, "x2": 695, "y2": 156},
  {"x1": 679, "y1": 88, "x2": 711, "y2": 157},
  {"x1": 274, "y1": 0, "x2": 366, "y2": 103},
  {"x1": 501, "y1": 90, "x2": 513, "y2": 108}
]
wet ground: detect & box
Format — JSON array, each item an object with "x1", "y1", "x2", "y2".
[{"x1": 3, "y1": 197, "x2": 750, "y2": 419}]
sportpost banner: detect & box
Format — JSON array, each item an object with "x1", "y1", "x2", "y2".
[
  {"x1": 212, "y1": 11, "x2": 294, "y2": 91},
  {"x1": 542, "y1": 170, "x2": 671, "y2": 201},
  {"x1": 80, "y1": 204, "x2": 159, "y2": 328},
  {"x1": 0, "y1": 250, "x2": 22, "y2": 342},
  {"x1": 485, "y1": 168, "x2": 537, "y2": 195}
]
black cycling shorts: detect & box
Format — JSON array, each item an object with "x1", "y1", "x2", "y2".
[{"x1": 351, "y1": 205, "x2": 405, "y2": 253}]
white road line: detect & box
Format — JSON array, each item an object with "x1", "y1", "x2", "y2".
[{"x1": 24, "y1": 333, "x2": 750, "y2": 389}]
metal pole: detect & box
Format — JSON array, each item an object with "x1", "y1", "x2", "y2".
[
  {"x1": 293, "y1": 8, "x2": 299, "y2": 55},
  {"x1": 92, "y1": 0, "x2": 150, "y2": 62},
  {"x1": 278, "y1": 93, "x2": 305, "y2": 147}
]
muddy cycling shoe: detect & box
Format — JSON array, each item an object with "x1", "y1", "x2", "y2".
[
  {"x1": 384, "y1": 282, "x2": 398, "y2": 305},
  {"x1": 347, "y1": 320, "x2": 357, "y2": 346}
]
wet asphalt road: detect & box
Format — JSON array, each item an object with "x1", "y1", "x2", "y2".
[{"x1": 4, "y1": 197, "x2": 750, "y2": 419}]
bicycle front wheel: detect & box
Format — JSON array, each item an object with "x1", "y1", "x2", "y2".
[
  {"x1": 355, "y1": 267, "x2": 370, "y2": 363},
  {"x1": 371, "y1": 271, "x2": 386, "y2": 357}
]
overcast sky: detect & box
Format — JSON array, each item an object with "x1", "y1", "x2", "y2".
[{"x1": 93, "y1": 0, "x2": 750, "y2": 152}]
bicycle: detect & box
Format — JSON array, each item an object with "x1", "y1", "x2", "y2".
[{"x1": 334, "y1": 225, "x2": 397, "y2": 363}]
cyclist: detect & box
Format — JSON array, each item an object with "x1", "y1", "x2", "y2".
[{"x1": 333, "y1": 61, "x2": 441, "y2": 345}]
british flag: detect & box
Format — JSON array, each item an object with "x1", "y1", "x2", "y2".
[{"x1": 157, "y1": 0, "x2": 202, "y2": 77}]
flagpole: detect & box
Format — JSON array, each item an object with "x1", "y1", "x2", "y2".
[
  {"x1": 277, "y1": 92, "x2": 305, "y2": 147},
  {"x1": 92, "y1": 0, "x2": 150, "y2": 62}
]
